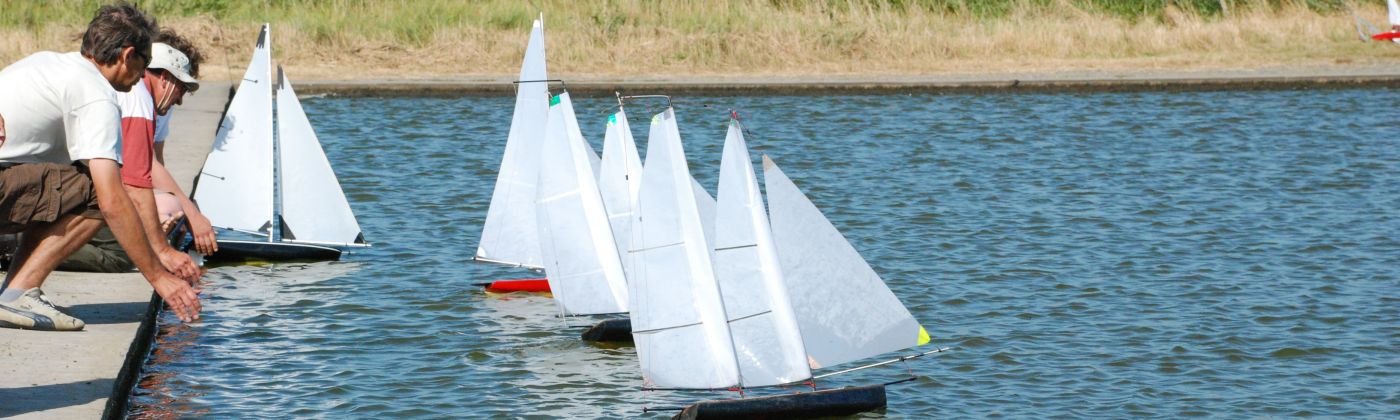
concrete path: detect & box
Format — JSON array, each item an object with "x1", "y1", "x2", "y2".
[{"x1": 0, "y1": 81, "x2": 229, "y2": 419}]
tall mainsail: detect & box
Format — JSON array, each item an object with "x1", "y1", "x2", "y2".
[
  {"x1": 712, "y1": 119, "x2": 810, "y2": 387},
  {"x1": 195, "y1": 24, "x2": 274, "y2": 235},
  {"x1": 763, "y1": 155, "x2": 929, "y2": 369},
  {"x1": 275, "y1": 68, "x2": 366, "y2": 246},
  {"x1": 597, "y1": 109, "x2": 643, "y2": 272},
  {"x1": 535, "y1": 92, "x2": 628, "y2": 315},
  {"x1": 477, "y1": 16, "x2": 549, "y2": 268},
  {"x1": 630, "y1": 109, "x2": 740, "y2": 389}
]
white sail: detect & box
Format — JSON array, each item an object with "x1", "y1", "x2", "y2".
[
  {"x1": 275, "y1": 68, "x2": 365, "y2": 246},
  {"x1": 763, "y1": 155, "x2": 929, "y2": 369},
  {"x1": 477, "y1": 16, "x2": 548, "y2": 268},
  {"x1": 597, "y1": 109, "x2": 643, "y2": 271},
  {"x1": 629, "y1": 108, "x2": 739, "y2": 389},
  {"x1": 712, "y1": 121, "x2": 810, "y2": 387},
  {"x1": 692, "y1": 177, "x2": 716, "y2": 248},
  {"x1": 535, "y1": 92, "x2": 628, "y2": 315},
  {"x1": 584, "y1": 132, "x2": 602, "y2": 178},
  {"x1": 1389, "y1": 0, "x2": 1400, "y2": 27},
  {"x1": 195, "y1": 24, "x2": 274, "y2": 235}
]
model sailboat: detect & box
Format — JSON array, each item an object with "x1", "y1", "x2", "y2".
[
  {"x1": 193, "y1": 24, "x2": 368, "y2": 262},
  {"x1": 534, "y1": 92, "x2": 629, "y2": 315},
  {"x1": 580, "y1": 101, "x2": 720, "y2": 341},
  {"x1": 1351, "y1": 0, "x2": 1400, "y2": 41},
  {"x1": 597, "y1": 95, "x2": 716, "y2": 282},
  {"x1": 628, "y1": 115, "x2": 943, "y2": 417},
  {"x1": 477, "y1": 16, "x2": 549, "y2": 271}
]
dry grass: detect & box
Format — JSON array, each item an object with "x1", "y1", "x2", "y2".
[{"x1": 1, "y1": 0, "x2": 1397, "y2": 82}]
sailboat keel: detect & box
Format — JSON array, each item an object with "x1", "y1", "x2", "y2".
[
  {"x1": 581, "y1": 318, "x2": 633, "y2": 342},
  {"x1": 672, "y1": 385, "x2": 887, "y2": 420}
]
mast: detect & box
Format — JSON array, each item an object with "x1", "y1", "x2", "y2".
[{"x1": 270, "y1": 64, "x2": 282, "y2": 243}]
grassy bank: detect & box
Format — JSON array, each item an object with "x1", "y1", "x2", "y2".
[{"x1": 1, "y1": 0, "x2": 1397, "y2": 82}]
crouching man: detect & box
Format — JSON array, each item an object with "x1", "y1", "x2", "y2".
[{"x1": 0, "y1": 4, "x2": 200, "y2": 331}]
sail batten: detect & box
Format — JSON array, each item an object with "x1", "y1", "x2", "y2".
[{"x1": 477, "y1": 17, "x2": 549, "y2": 267}]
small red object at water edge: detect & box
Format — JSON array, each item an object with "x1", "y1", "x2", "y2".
[
  {"x1": 484, "y1": 279, "x2": 551, "y2": 293},
  {"x1": 1372, "y1": 31, "x2": 1400, "y2": 41}
]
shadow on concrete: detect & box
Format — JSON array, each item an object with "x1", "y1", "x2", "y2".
[
  {"x1": 0, "y1": 377, "x2": 113, "y2": 416},
  {"x1": 65, "y1": 301, "x2": 150, "y2": 325}
]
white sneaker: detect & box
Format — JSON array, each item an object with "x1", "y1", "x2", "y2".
[{"x1": 0, "y1": 288, "x2": 85, "y2": 331}]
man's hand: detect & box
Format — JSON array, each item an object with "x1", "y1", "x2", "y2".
[
  {"x1": 159, "y1": 210, "x2": 184, "y2": 235},
  {"x1": 150, "y1": 270, "x2": 201, "y2": 322},
  {"x1": 186, "y1": 209, "x2": 218, "y2": 255},
  {"x1": 157, "y1": 246, "x2": 200, "y2": 285},
  {"x1": 90, "y1": 159, "x2": 202, "y2": 323}
]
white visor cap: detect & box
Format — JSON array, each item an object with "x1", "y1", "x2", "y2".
[{"x1": 149, "y1": 42, "x2": 198, "y2": 91}]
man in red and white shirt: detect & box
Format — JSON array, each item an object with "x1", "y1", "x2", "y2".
[
  {"x1": 148, "y1": 31, "x2": 218, "y2": 256},
  {"x1": 59, "y1": 31, "x2": 218, "y2": 274},
  {"x1": 109, "y1": 36, "x2": 203, "y2": 282}
]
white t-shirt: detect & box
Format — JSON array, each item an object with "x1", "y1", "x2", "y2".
[{"x1": 0, "y1": 51, "x2": 120, "y2": 164}]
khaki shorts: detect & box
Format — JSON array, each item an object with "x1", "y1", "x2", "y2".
[{"x1": 0, "y1": 162, "x2": 101, "y2": 234}]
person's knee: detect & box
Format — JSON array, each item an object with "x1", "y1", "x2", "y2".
[{"x1": 155, "y1": 191, "x2": 181, "y2": 220}]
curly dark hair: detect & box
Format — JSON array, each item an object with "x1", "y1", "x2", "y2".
[
  {"x1": 155, "y1": 29, "x2": 203, "y2": 79},
  {"x1": 80, "y1": 2, "x2": 158, "y2": 65}
]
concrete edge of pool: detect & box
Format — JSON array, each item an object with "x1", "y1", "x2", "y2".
[{"x1": 293, "y1": 66, "x2": 1400, "y2": 97}]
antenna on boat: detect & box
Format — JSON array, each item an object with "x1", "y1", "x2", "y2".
[
  {"x1": 619, "y1": 94, "x2": 673, "y2": 115},
  {"x1": 513, "y1": 78, "x2": 566, "y2": 97},
  {"x1": 526, "y1": 0, "x2": 543, "y2": 18},
  {"x1": 619, "y1": 94, "x2": 671, "y2": 108}
]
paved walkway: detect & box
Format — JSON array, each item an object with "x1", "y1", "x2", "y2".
[{"x1": 0, "y1": 81, "x2": 229, "y2": 419}]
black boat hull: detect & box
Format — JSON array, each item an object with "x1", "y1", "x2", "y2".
[
  {"x1": 204, "y1": 240, "x2": 342, "y2": 263},
  {"x1": 673, "y1": 385, "x2": 886, "y2": 420},
  {"x1": 581, "y1": 318, "x2": 633, "y2": 342}
]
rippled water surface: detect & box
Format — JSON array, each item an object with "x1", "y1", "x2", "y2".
[{"x1": 130, "y1": 89, "x2": 1400, "y2": 417}]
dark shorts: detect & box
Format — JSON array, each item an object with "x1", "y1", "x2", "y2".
[
  {"x1": 56, "y1": 227, "x2": 134, "y2": 273},
  {"x1": 0, "y1": 162, "x2": 101, "y2": 234}
]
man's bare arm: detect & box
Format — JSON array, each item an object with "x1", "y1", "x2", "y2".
[
  {"x1": 148, "y1": 153, "x2": 217, "y2": 254},
  {"x1": 89, "y1": 158, "x2": 200, "y2": 321},
  {"x1": 124, "y1": 184, "x2": 199, "y2": 282}
]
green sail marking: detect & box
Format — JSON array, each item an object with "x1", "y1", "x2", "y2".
[
  {"x1": 607, "y1": 113, "x2": 617, "y2": 126},
  {"x1": 917, "y1": 326, "x2": 931, "y2": 346},
  {"x1": 549, "y1": 94, "x2": 561, "y2": 106}
]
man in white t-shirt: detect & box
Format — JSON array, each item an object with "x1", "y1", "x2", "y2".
[
  {"x1": 58, "y1": 34, "x2": 208, "y2": 277},
  {"x1": 0, "y1": 4, "x2": 200, "y2": 331}
]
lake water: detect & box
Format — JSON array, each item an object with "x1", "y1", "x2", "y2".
[{"x1": 128, "y1": 88, "x2": 1400, "y2": 417}]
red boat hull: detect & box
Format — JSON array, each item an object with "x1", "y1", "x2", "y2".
[
  {"x1": 483, "y1": 278, "x2": 551, "y2": 293},
  {"x1": 1372, "y1": 31, "x2": 1400, "y2": 41}
]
